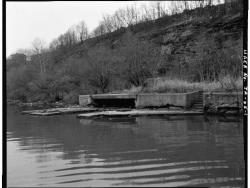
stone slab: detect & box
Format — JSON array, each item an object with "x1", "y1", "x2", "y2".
[
  {"x1": 78, "y1": 110, "x2": 203, "y2": 118},
  {"x1": 22, "y1": 107, "x2": 99, "y2": 116}
]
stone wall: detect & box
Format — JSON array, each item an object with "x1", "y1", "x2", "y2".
[
  {"x1": 204, "y1": 92, "x2": 243, "y2": 106},
  {"x1": 203, "y1": 92, "x2": 243, "y2": 114}
]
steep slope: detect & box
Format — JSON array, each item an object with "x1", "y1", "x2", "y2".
[{"x1": 7, "y1": 3, "x2": 243, "y2": 103}]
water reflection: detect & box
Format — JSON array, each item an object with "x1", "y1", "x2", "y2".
[{"x1": 7, "y1": 105, "x2": 244, "y2": 187}]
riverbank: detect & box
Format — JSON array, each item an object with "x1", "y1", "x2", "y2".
[{"x1": 9, "y1": 89, "x2": 243, "y2": 117}]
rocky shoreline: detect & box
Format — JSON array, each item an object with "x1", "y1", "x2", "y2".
[
  {"x1": 204, "y1": 103, "x2": 242, "y2": 115},
  {"x1": 203, "y1": 92, "x2": 243, "y2": 116}
]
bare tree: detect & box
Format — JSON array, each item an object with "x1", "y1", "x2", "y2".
[
  {"x1": 32, "y1": 38, "x2": 47, "y2": 73},
  {"x1": 102, "y1": 14, "x2": 115, "y2": 32},
  {"x1": 112, "y1": 9, "x2": 133, "y2": 29},
  {"x1": 151, "y1": 1, "x2": 166, "y2": 19},
  {"x1": 120, "y1": 32, "x2": 159, "y2": 87},
  {"x1": 57, "y1": 34, "x2": 65, "y2": 47},
  {"x1": 16, "y1": 48, "x2": 34, "y2": 61},
  {"x1": 92, "y1": 22, "x2": 107, "y2": 37},
  {"x1": 140, "y1": 4, "x2": 152, "y2": 21},
  {"x1": 170, "y1": 1, "x2": 179, "y2": 15},
  {"x1": 64, "y1": 28, "x2": 78, "y2": 46},
  {"x1": 49, "y1": 38, "x2": 60, "y2": 50},
  {"x1": 87, "y1": 47, "x2": 114, "y2": 93},
  {"x1": 113, "y1": 9, "x2": 127, "y2": 27},
  {"x1": 124, "y1": 4, "x2": 139, "y2": 26},
  {"x1": 76, "y1": 21, "x2": 89, "y2": 43}
]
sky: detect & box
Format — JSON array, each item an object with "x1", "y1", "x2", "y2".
[{"x1": 6, "y1": 1, "x2": 158, "y2": 57}]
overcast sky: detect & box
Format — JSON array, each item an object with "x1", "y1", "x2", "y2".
[{"x1": 6, "y1": 1, "x2": 161, "y2": 57}]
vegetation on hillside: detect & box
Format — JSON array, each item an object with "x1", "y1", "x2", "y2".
[{"x1": 7, "y1": 0, "x2": 243, "y2": 104}]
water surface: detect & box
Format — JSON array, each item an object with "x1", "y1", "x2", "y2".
[{"x1": 7, "y1": 105, "x2": 245, "y2": 187}]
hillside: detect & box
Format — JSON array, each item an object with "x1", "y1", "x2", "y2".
[{"x1": 7, "y1": 2, "x2": 243, "y2": 104}]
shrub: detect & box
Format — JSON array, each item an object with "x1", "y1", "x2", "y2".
[{"x1": 63, "y1": 91, "x2": 79, "y2": 104}]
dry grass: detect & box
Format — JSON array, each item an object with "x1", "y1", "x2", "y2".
[
  {"x1": 123, "y1": 86, "x2": 143, "y2": 94},
  {"x1": 124, "y1": 76, "x2": 242, "y2": 93},
  {"x1": 109, "y1": 86, "x2": 143, "y2": 94}
]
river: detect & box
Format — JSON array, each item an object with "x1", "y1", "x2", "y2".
[{"x1": 7, "y1": 105, "x2": 245, "y2": 187}]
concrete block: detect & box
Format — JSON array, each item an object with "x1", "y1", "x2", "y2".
[
  {"x1": 135, "y1": 91, "x2": 201, "y2": 108},
  {"x1": 136, "y1": 93, "x2": 186, "y2": 108},
  {"x1": 79, "y1": 95, "x2": 92, "y2": 106}
]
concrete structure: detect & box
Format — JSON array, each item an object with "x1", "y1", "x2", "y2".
[
  {"x1": 91, "y1": 94, "x2": 137, "y2": 108},
  {"x1": 79, "y1": 91, "x2": 202, "y2": 109},
  {"x1": 204, "y1": 92, "x2": 243, "y2": 106},
  {"x1": 135, "y1": 93, "x2": 185, "y2": 108},
  {"x1": 203, "y1": 92, "x2": 243, "y2": 114},
  {"x1": 91, "y1": 93, "x2": 137, "y2": 99},
  {"x1": 79, "y1": 95, "x2": 92, "y2": 106},
  {"x1": 135, "y1": 91, "x2": 201, "y2": 108}
]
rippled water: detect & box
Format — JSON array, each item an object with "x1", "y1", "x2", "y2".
[{"x1": 7, "y1": 105, "x2": 245, "y2": 187}]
